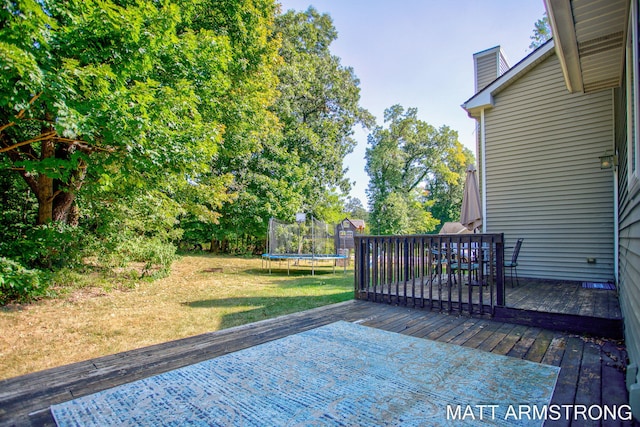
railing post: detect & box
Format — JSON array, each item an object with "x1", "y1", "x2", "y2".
[
  {"x1": 496, "y1": 233, "x2": 505, "y2": 307},
  {"x1": 354, "y1": 236, "x2": 360, "y2": 299}
]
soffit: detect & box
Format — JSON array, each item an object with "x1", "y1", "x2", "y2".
[{"x1": 546, "y1": 0, "x2": 629, "y2": 93}]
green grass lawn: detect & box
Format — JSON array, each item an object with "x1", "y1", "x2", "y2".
[{"x1": 0, "y1": 254, "x2": 354, "y2": 380}]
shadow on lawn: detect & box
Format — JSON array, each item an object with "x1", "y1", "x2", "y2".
[
  {"x1": 183, "y1": 292, "x2": 354, "y2": 330},
  {"x1": 243, "y1": 268, "x2": 340, "y2": 277},
  {"x1": 182, "y1": 272, "x2": 354, "y2": 330}
]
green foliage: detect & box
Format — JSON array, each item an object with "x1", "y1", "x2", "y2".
[
  {"x1": 115, "y1": 236, "x2": 177, "y2": 278},
  {"x1": 366, "y1": 105, "x2": 473, "y2": 235},
  {"x1": 207, "y1": 6, "x2": 373, "y2": 252},
  {"x1": 1, "y1": 0, "x2": 260, "y2": 228},
  {"x1": 344, "y1": 197, "x2": 369, "y2": 223},
  {"x1": 0, "y1": 257, "x2": 47, "y2": 304},
  {"x1": 82, "y1": 188, "x2": 183, "y2": 273},
  {"x1": 0, "y1": 0, "x2": 373, "y2": 286},
  {"x1": 1, "y1": 222, "x2": 85, "y2": 270},
  {"x1": 529, "y1": 13, "x2": 552, "y2": 50},
  {"x1": 274, "y1": 7, "x2": 374, "y2": 202},
  {"x1": 0, "y1": 169, "x2": 37, "y2": 240},
  {"x1": 426, "y1": 135, "x2": 475, "y2": 227}
]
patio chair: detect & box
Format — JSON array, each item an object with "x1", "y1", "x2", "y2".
[
  {"x1": 448, "y1": 243, "x2": 480, "y2": 285},
  {"x1": 430, "y1": 244, "x2": 457, "y2": 284},
  {"x1": 505, "y1": 238, "x2": 523, "y2": 287}
]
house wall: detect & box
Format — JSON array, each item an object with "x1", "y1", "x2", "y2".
[
  {"x1": 483, "y1": 53, "x2": 615, "y2": 282},
  {"x1": 615, "y1": 82, "x2": 640, "y2": 377},
  {"x1": 474, "y1": 49, "x2": 501, "y2": 92},
  {"x1": 498, "y1": 51, "x2": 509, "y2": 76}
]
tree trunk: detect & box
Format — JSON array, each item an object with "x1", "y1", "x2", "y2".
[
  {"x1": 52, "y1": 191, "x2": 76, "y2": 224},
  {"x1": 51, "y1": 152, "x2": 86, "y2": 226},
  {"x1": 36, "y1": 138, "x2": 55, "y2": 225},
  {"x1": 4, "y1": 112, "x2": 88, "y2": 227},
  {"x1": 210, "y1": 237, "x2": 219, "y2": 254}
]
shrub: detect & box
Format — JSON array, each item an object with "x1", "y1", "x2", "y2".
[
  {"x1": 0, "y1": 257, "x2": 47, "y2": 305},
  {"x1": 98, "y1": 236, "x2": 177, "y2": 278},
  {"x1": 0, "y1": 222, "x2": 86, "y2": 270}
]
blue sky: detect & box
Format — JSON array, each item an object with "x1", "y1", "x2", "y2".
[{"x1": 277, "y1": 0, "x2": 548, "y2": 205}]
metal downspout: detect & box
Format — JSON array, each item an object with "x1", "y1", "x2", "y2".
[
  {"x1": 614, "y1": 164, "x2": 619, "y2": 283},
  {"x1": 612, "y1": 89, "x2": 619, "y2": 284},
  {"x1": 481, "y1": 108, "x2": 487, "y2": 233}
]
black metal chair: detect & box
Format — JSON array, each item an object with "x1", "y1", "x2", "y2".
[
  {"x1": 505, "y1": 238, "x2": 523, "y2": 287},
  {"x1": 449, "y1": 243, "x2": 480, "y2": 285}
]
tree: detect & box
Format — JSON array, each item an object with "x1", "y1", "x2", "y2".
[
  {"x1": 529, "y1": 13, "x2": 552, "y2": 50},
  {"x1": 206, "y1": 6, "x2": 373, "y2": 252},
  {"x1": 365, "y1": 105, "x2": 473, "y2": 235},
  {"x1": 1, "y1": 0, "x2": 236, "y2": 226},
  {"x1": 426, "y1": 137, "x2": 474, "y2": 227},
  {"x1": 171, "y1": 0, "x2": 284, "y2": 254},
  {"x1": 1, "y1": 0, "x2": 286, "y2": 275},
  {"x1": 344, "y1": 197, "x2": 369, "y2": 222},
  {"x1": 272, "y1": 7, "x2": 374, "y2": 208}
]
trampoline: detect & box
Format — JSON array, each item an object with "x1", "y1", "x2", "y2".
[
  {"x1": 261, "y1": 254, "x2": 347, "y2": 275},
  {"x1": 262, "y1": 216, "x2": 348, "y2": 275}
]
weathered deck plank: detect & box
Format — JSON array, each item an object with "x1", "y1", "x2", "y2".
[
  {"x1": 365, "y1": 278, "x2": 622, "y2": 319},
  {"x1": 0, "y1": 300, "x2": 636, "y2": 426},
  {"x1": 362, "y1": 277, "x2": 624, "y2": 339}
]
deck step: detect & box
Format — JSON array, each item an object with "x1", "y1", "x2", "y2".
[{"x1": 493, "y1": 306, "x2": 623, "y2": 339}]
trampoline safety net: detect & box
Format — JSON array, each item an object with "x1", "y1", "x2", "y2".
[{"x1": 267, "y1": 217, "x2": 335, "y2": 256}]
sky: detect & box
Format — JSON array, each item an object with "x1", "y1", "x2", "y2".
[{"x1": 277, "y1": 0, "x2": 548, "y2": 206}]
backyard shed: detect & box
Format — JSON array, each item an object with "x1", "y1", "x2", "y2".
[{"x1": 334, "y1": 218, "x2": 365, "y2": 258}]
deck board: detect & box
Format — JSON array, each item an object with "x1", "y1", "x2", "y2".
[
  {"x1": 363, "y1": 277, "x2": 624, "y2": 338},
  {"x1": 574, "y1": 342, "x2": 603, "y2": 427},
  {"x1": 525, "y1": 329, "x2": 556, "y2": 363},
  {"x1": 476, "y1": 321, "x2": 519, "y2": 353},
  {"x1": 363, "y1": 278, "x2": 622, "y2": 319},
  {"x1": 0, "y1": 300, "x2": 636, "y2": 426},
  {"x1": 507, "y1": 326, "x2": 543, "y2": 359}
]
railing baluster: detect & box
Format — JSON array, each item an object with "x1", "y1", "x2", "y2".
[
  {"x1": 427, "y1": 237, "x2": 438, "y2": 309},
  {"x1": 382, "y1": 238, "x2": 386, "y2": 301},
  {"x1": 410, "y1": 237, "x2": 415, "y2": 307},
  {"x1": 421, "y1": 237, "x2": 426, "y2": 308},
  {"x1": 403, "y1": 237, "x2": 408, "y2": 306},
  {"x1": 390, "y1": 237, "x2": 394, "y2": 302},
  {"x1": 354, "y1": 233, "x2": 505, "y2": 318}
]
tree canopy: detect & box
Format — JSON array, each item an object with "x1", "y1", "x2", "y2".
[
  {"x1": 529, "y1": 13, "x2": 552, "y2": 50},
  {"x1": 1, "y1": 0, "x2": 242, "y2": 226},
  {"x1": 204, "y1": 6, "x2": 374, "y2": 252},
  {"x1": 365, "y1": 105, "x2": 474, "y2": 235},
  {"x1": 1, "y1": 1, "x2": 374, "y2": 288},
  {"x1": 1, "y1": 1, "x2": 471, "y2": 303}
]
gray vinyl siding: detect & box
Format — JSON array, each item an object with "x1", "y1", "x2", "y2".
[
  {"x1": 615, "y1": 81, "x2": 640, "y2": 374},
  {"x1": 483, "y1": 53, "x2": 615, "y2": 282},
  {"x1": 475, "y1": 53, "x2": 499, "y2": 92},
  {"x1": 499, "y1": 53, "x2": 509, "y2": 76}
]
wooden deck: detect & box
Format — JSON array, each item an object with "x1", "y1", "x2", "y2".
[
  {"x1": 0, "y1": 300, "x2": 635, "y2": 426},
  {"x1": 504, "y1": 278, "x2": 621, "y2": 318},
  {"x1": 359, "y1": 276, "x2": 623, "y2": 338}
]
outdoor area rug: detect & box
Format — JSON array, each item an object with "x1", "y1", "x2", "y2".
[
  {"x1": 51, "y1": 321, "x2": 559, "y2": 426},
  {"x1": 582, "y1": 281, "x2": 617, "y2": 290}
]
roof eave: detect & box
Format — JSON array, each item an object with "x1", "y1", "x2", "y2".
[
  {"x1": 462, "y1": 40, "x2": 556, "y2": 116},
  {"x1": 545, "y1": 0, "x2": 584, "y2": 93}
]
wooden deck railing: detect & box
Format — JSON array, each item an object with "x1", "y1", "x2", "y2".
[{"x1": 354, "y1": 233, "x2": 505, "y2": 316}]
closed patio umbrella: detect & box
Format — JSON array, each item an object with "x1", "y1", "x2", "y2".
[{"x1": 460, "y1": 164, "x2": 482, "y2": 232}]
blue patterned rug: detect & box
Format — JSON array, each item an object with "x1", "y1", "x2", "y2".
[
  {"x1": 51, "y1": 321, "x2": 559, "y2": 426},
  {"x1": 582, "y1": 281, "x2": 616, "y2": 290}
]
